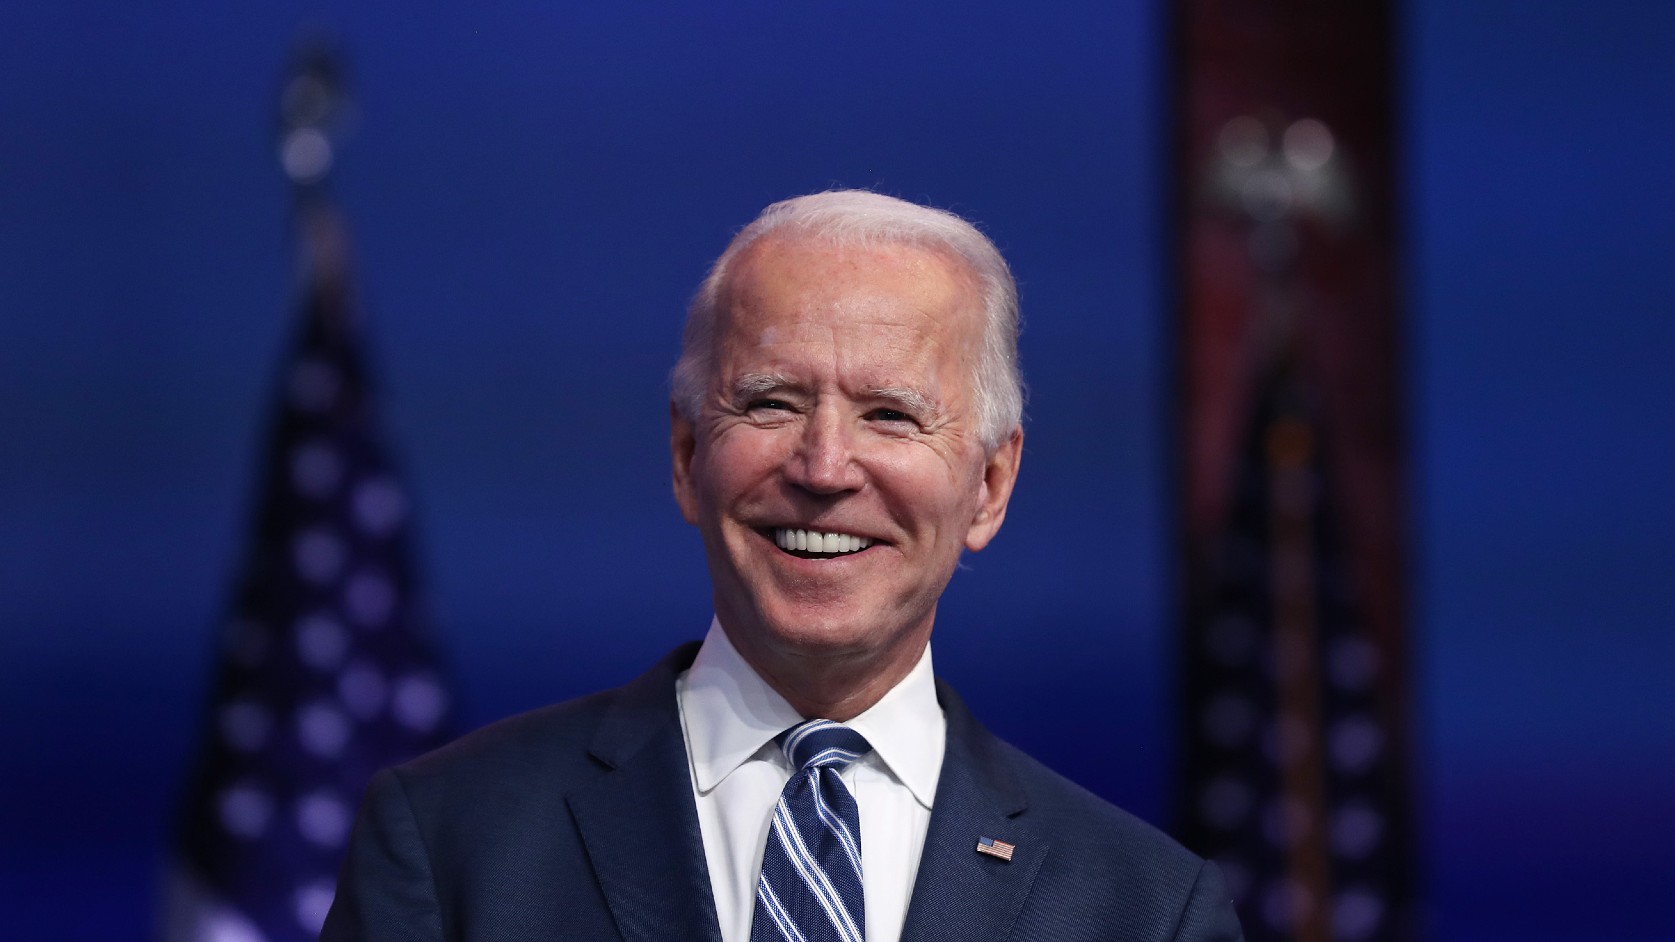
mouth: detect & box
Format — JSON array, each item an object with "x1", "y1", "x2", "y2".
[{"x1": 766, "y1": 527, "x2": 878, "y2": 560}]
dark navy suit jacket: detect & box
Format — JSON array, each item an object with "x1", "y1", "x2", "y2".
[{"x1": 322, "y1": 643, "x2": 1244, "y2": 941}]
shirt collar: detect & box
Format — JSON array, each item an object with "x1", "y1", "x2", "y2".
[{"x1": 678, "y1": 616, "x2": 945, "y2": 809}]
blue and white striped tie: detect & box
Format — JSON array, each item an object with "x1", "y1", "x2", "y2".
[{"x1": 751, "y1": 720, "x2": 871, "y2": 942}]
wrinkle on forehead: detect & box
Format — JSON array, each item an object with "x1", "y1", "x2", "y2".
[
  {"x1": 710, "y1": 234, "x2": 983, "y2": 412},
  {"x1": 720, "y1": 235, "x2": 979, "y2": 330},
  {"x1": 744, "y1": 316, "x2": 950, "y2": 353}
]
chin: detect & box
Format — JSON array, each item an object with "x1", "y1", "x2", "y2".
[
  {"x1": 756, "y1": 599, "x2": 928, "y2": 663},
  {"x1": 761, "y1": 611, "x2": 874, "y2": 653}
]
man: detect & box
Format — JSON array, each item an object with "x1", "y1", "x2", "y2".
[{"x1": 323, "y1": 191, "x2": 1242, "y2": 941}]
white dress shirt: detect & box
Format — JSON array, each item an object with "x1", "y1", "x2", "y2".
[{"x1": 676, "y1": 618, "x2": 946, "y2": 942}]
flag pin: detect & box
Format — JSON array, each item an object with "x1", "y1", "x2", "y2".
[{"x1": 976, "y1": 836, "x2": 1016, "y2": 861}]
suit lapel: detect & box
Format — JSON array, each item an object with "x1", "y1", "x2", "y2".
[
  {"x1": 900, "y1": 681, "x2": 1045, "y2": 942},
  {"x1": 567, "y1": 644, "x2": 723, "y2": 942}
]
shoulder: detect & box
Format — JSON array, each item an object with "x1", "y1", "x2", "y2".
[
  {"x1": 938, "y1": 679, "x2": 1201, "y2": 876},
  {"x1": 981, "y1": 728, "x2": 1205, "y2": 878},
  {"x1": 396, "y1": 688, "x2": 615, "y2": 788},
  {"x1": 384, "y1": 642, "x2": 698, "y2": 814},
  {"x1": 938, "y1": 681, "x2": 1242, "y2": 939},
  {"x1": 327, "y1": 646, "x2": 703, "y2": 940}
]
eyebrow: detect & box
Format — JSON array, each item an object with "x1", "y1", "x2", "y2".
[
  {"x1": 863, "y1": 385, "x2": 942, "y2": 419},
  {"x1": 727, "y1": 373, "x2": 943, "y2": 419},
  {"x1": 729, "y1": 372, "x2": 797, "y2": 400}
]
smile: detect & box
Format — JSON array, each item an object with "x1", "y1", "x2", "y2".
[{"x1": 771, "y1": 527, "x2": 874, "y2": 556}]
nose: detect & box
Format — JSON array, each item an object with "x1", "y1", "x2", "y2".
[{"x1": 784, "y1": 407, "x2": 865, "y2": 495}]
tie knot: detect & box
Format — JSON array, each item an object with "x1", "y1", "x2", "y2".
[{"x1": 778, "y1": 719, "x2": 871, "y2": 772}]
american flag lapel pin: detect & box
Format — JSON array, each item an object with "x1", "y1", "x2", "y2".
[{"x1": 976, "y1": 836, "x2": 1016, "y2": 862}]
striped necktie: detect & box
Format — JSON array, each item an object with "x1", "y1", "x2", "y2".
[{"x1": 751, "y1": 719, "x2": 872, "y2": 942}]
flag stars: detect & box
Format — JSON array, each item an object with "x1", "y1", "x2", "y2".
[
  {"x1": 178, "y1": 187, "x2": 457, "y2": 940},
  {"x1": 295, "y1": 790, "x2": 352, "y2": 848},
  {"x1": 293, "y1": 880, "x2": 336, "y2": 934},
  {"x1": 1331, "y1": 885, "x2": 1385, "y2": 940},
  {"x1": 1328, "y1": 636, "x2": 1378, "y2": 692},
  {"x1": 293, "y1": 526, "x2": 346, "y2": 585},
  {"x1": 338, "y1": 660, "x2": 388, "y2": 720},
  {"x1": 1329, "y1": 714, "x2": 1383, "y2": 774},
  {"x1": 217, "y1": 783, "x2": 274, "y2": 839},
  {"x1": 296, "y1": 613, "x2": 349, "y2": 670},
  {"x1": 344, "y1": 569, "x2": 395, "y2": 628},
  {"x1": 1331, "y1": 801, "x2": 1384, "y2": 859},
  {"x1": 392, "y1": 673, "x2": 447, "y2": 733},
  {"x1": 353, "y1": 476, "x2": 406, "y2": 536},
  {"x1": 296, "y1": 700, "x2": 352, "y2": 758},
  {"x1": 290, "y1": 439, "x2": 344, "y2": 500}
]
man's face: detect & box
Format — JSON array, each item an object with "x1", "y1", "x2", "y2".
[{"x1": 671, "y1": 234, "x2": 1021, "y2": 676}]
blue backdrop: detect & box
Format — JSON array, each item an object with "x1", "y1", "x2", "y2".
[{"x1": 1, "y1": 2, "x2": 1670, "y2": 940}]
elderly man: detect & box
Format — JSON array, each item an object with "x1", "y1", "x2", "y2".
[{"x1": 324, "y1": 191, "x2": 1243, "y2": 942}]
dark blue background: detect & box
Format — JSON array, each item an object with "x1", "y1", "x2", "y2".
[{"x1": 1, "y1": 2, "x2": 1670, "y2": 939}]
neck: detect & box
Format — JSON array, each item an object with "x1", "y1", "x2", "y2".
[{"x1": 720, "y1": 622, "x2": 929, "y2": 723}]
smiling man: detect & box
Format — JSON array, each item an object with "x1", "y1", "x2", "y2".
[{"x1": 324, "y1": 191, "x2": 1243, "y2": 942}]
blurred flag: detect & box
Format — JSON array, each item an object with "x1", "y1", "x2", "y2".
[
  {"x1": 165, "y1": 201, "x2": 455, "y2": 942},
  {"x1": 1177, "y1": 365, "x2": 1416, "y2": 942},
  {"x1": 1172, "y1": 2, "x2": 1416, "y2": 938}
]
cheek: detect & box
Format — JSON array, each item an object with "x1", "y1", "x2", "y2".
[
  {"x1": 698, "y1": 429, "x2": 790, "y2": 501},
  {"x1": 874, "y1": 453, "x2": 985, "y2": 527}
]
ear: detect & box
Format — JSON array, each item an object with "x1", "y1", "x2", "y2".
[
  {"x1": 963, "y1": 425, "x2": 1023, "y2": 552},
  {"x1": 671, "y1": 401, "x2": 701, "y2": 525}
]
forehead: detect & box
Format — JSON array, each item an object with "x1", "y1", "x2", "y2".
[{"x1": 716, "y1": 234, "x2": 981, "y2": 346}]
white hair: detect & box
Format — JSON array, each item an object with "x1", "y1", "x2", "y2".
[{"x1": 670, "y1": 190, "x2": 1024, "y2": 451}]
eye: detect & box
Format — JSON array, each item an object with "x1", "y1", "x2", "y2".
[
  {"x1": 746, "y1": 398, "x2": 793, "y2": 413},
  {"x1": 868, "y1": 408, "x2": 914, "y2": 424}
]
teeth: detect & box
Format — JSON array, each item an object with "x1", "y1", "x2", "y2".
[{"x1": 774, "y1": 528, "x2": 873, "y2": 554}]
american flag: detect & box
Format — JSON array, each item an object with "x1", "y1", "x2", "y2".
[
  {"x1": 1177, "y1": 366, "x2": 1417, "y2": 942},
  {"x1": 166, "y1": 201, "x2": 456, "y2": 942}
]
